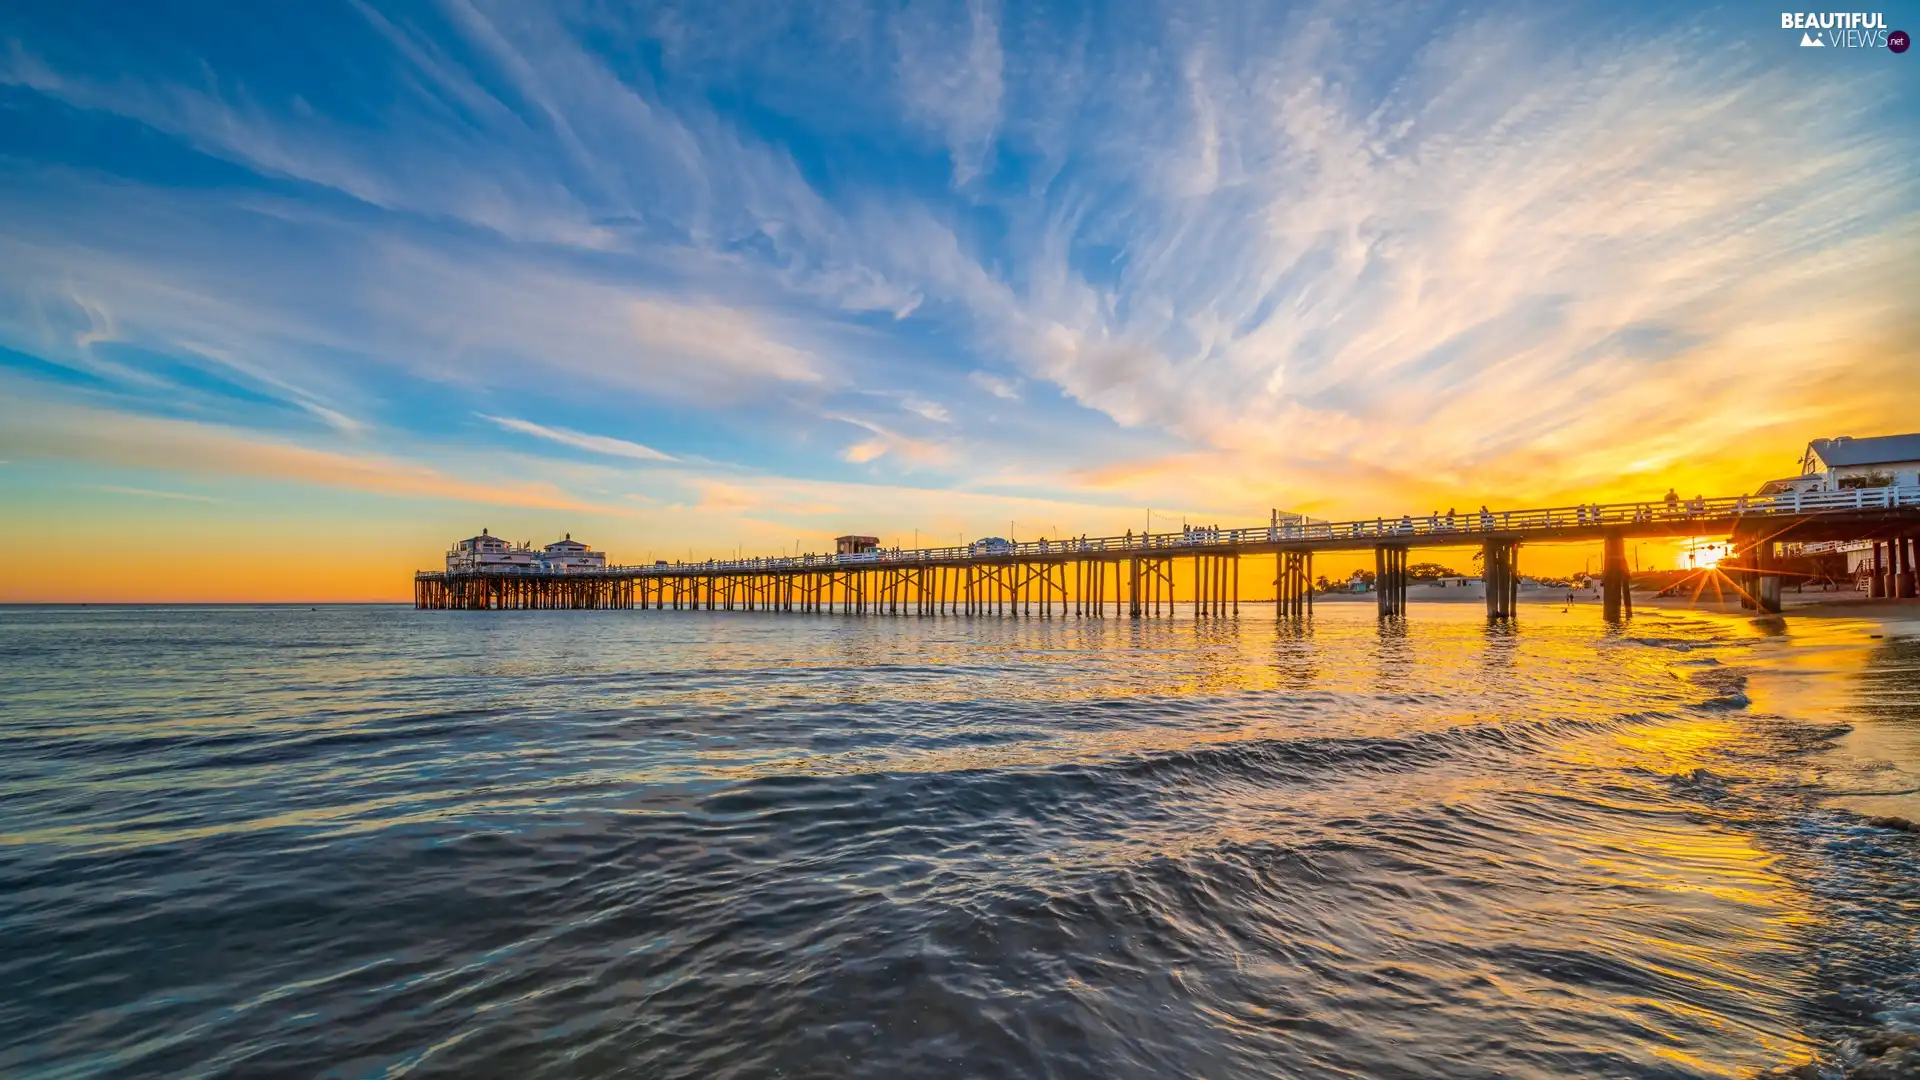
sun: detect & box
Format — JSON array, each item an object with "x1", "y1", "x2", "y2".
[{"x1": 1679, "y1": 538, "x2": 1726, "y2": 569}]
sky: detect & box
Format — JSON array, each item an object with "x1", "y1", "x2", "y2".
[{"x1": 1, "y1": 1, "x2": 1916, "y2": 601}]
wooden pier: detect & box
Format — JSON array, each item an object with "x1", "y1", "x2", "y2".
[
  {"x1": 416, "y1": 573, "x2": 632, "y2": 610},
  {"x1": 415, "y1": 487, "x2": 1920, "y2": 621}
]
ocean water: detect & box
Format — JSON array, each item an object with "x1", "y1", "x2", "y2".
[{"x1": 1, "y1": 602, "x2": 1917, "y2": 1079}]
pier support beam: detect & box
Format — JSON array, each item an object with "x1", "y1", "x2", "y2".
[
  {"x1": 1899, "y1": 535, "x2": 1917, "y2": 599},
  {"x1": 1374, "y1": 545, "x2": 1408, "y2": 618},
  {"x1": 1276, "y1": 551, "x2": 1312, "y2": 619},
  {"x1": 1602, "y1": 531, "x2": 1631, "y2": 622},
  {"x1": 1756, "y1": 537, "x2": 1782, "y2": 614},
  {"x1": 1482, "y1": 539, "x2": 1520, "y2": 620}
]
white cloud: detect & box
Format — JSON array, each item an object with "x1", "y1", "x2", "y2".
[
  {"x1": 825, "y1": 412, "x2": 951, "y2": 467},
  {"x1": 0, "y1": 401, "x2": 602, "y2": 511},
  {"x1": 893, "y1": 0, "x2": 1004, "y2": 186},
  {"x1": 968, "y1": 370, "x2": 1021, "y2": 400},
  {"x1": 0, "y1": 182, "x2": 833, "y2": 408},
  {"x1": 176, "y1": 341, "x2": 366, "y2": 434},
  {"x1": 626, "y1": 297, "x2": 820, "y2": 384},
  {"x1": 842, "y1": 439, "x2": 888, "y2": 464},
  {"x1": 4, "y1": 0, "x2": 1915, "y2": 523},
  {"x1": 477, "y1": 414, "x2": 677, "y2": 462},
  {"x1": 873, "y1": 7, "x2": 1919, "y2": 507}
]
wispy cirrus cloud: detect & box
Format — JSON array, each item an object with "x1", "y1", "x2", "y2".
[
  {"x1": 893, "y1": 0, "x2": 1004, "y2": 186},
  {"x1": 860, "y1": 5, "x2": 1919, "y2": 510},
  {"x1": 0, "y1": 401, "x2": 602, "y2": 512},
  {"x1": 0, "y1": 0, "x2": 1915, "y2": 552},
  {"x1": 478, "y1": 414, "x2": 677, "y2": 462},
  {"x1": 87, "y1": 484, "x2": 224, "y2": 503},
  {"x1": 825, "y1": 412, "x2": 952, "y2": 467},
  {"x1": 967, "y1": 370, "x2": 1021, "y2": 401}
]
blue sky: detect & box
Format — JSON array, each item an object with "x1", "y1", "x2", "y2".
[{"x1": 0, "y1": 1, "x2": 1916, "y2": 595}]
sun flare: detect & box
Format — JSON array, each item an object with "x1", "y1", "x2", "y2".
[{"x1": 1680, "y1": 538, "x2": 1727, "y2": 569}]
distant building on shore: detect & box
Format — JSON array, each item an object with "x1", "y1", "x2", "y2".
[{"x1": 445, "y1": 529, "x2": 608, "y2": 573}]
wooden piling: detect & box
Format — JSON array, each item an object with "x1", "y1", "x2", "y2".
[
  {"x1": 1756, "y1": 538, "x2": 1782, "y2": 613},
  {"x1": 1601, "y1": 531, "x2": 1628, "y2": 621}
]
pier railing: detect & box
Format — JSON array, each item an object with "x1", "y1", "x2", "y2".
[{"x1": 417, "y1": 484, "x2": 1918, "y2": 580}]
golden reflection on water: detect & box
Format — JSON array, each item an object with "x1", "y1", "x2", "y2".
[{"x1": 8, "y1": 602, "x2": 1918, "y2": 1079}]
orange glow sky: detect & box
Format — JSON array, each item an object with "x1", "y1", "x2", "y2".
[{"x1": 1, "y1": 4, "x2": 1916, "y2": 602}]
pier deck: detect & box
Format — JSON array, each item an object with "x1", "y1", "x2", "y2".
[{"x1": 415, "y1": 487, "x2": 1920, "y2": 619}]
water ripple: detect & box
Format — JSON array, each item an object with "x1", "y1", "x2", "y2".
[{"x1": 1, "y1": 603, "x2": 1917, "y2": 1078}]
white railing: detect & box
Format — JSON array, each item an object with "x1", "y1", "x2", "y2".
[{"x1": 415, "y1": 485, "x2": 1920, "y2": 578}]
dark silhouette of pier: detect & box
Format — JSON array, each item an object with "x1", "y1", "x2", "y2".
[{"x1": 414, "y1": 488, "x2": 1920, "y2": 620}]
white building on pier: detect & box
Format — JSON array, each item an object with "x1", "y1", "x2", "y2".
[
  {"x1": 1801, "y1": 433, "x2": 1920, "y2": 489},
  {"x1": 540, "y1": 534, "x2": 606, "y2": 572},
  {"x1": 1759, "y1": 432, "x2": 1920, "y2": 495},
  {"x1": 446, "y1": 529, "x2": 538, "y2": 572},
  {"x1": 445, "y1": 530, "x2": 608, "y2": 573}
]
